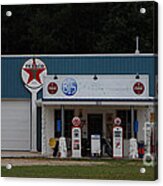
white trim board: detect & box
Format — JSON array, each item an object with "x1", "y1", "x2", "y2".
[
  {"x1": 37, "y1": 100, "x2": 156, "y2": 106},
  {"x1": 1, "y1": 53, "x2": 157, "y2": 58}
]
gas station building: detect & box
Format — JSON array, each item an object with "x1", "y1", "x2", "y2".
[{"x1": 1, "y1": 54, "x2": 157, "y2": 157}]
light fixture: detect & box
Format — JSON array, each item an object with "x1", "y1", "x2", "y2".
[
  {"x1": 54, "y1": 75, "x2": 58, "y2": 80},
  {"x1": 93, "y1": 74, "x2": 98, "y2": 80},
  {"x1": 135, "y1": 73, "x2": 140, "y2": 79}
]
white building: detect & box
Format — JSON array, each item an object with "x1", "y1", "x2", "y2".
[{"x1": 1, "y1": 54, "x2": 157, "y2": 157}]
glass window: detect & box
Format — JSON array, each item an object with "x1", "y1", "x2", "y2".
[
  {"x1": 116, "y1": 110, "x2": 137, "y2": 140},
  {"x1": 54, "y1": 110, "x2": 61, "y2": 138},
  {"x1": 54, "y1": 109, "x2": 74, "y2": 138},
  {"x1": 64, "y1": 110, "x2": 74, "y2": 138}
]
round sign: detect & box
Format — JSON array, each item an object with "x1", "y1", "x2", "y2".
[
  {"x1": 72, "y1": 116, "x2": 81, "y2": 127},
  {"x1": 49, "y1": 138, "x2": 57, "y2": 149},
  {"x1": 62, "y1": 78, "x2": 77, "y2": 96},
  {"x1": 114, "y1": 117, "x2": 121, "y2": 125},
  {"x1": 48, "y1": 82, "x2": 58, "y2": 94},
  {"x1": 21, "y1": 58, "x2": 47, "y2": 89},
  {"x1": 133, "y1": 82, "x2": 145, "y2": 95}
]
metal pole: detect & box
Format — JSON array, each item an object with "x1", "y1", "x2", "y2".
[
  {"x1": 42, "y1": 105, "x2": 47, "y2": 155},
  {"x1": 25, "y1": 85, "x2": 42, "y2": 152},
  {"x1": 61, "y1": 105, "x2": 65, "y2": 137},
  {"x1": 126, "y1": 111, "x2": 128, "y2": 139},
  {"x1": 131, "y1": 106, "x2": 134, "y2": 138},
  {"x1": 135, "y1": 36, "x2": 140, "y2": 54},
  {"x1": 31, "y1": 91, "x2": 37, "y2": 151}
]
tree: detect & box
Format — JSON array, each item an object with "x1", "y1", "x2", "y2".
[{"x1": 1, "y1": 1, "x2": 157, "y2": 54}]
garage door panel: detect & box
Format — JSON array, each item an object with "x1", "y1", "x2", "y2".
[
  {"x1": 1, "y1": 101, "x2": 31, "y2": 151},
  {"x1": 2, "y1": 116, "x2": 30, "y2": 122},
  {"x1": 2, "y1": 123, "x2": 30, "y2": 130},
  {"x1": 2, "y1": 130, "x2": 30, "y2": 139},
  {"x1": 2, "y1": 140, "x2": 30, "y2": 150}
]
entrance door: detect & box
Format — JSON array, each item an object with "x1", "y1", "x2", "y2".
[
  {"x1": 88, "y1": 114, "x2": 103, "y2": 151},
  {"x1": 88, "y1": 114, "x2": 103, "y2": 137}
]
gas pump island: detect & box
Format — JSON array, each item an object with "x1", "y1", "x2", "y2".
[
  {"x1": 71, "y1": 117, "x2": 82, "y2": 158},
  {"x1": 71, "y1": 116, "x2": 124, "y2": 159}
]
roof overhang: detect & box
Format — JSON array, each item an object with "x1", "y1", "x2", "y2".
[{"x1": 36, "y1": 97, "x2": 157, "y2": 107}]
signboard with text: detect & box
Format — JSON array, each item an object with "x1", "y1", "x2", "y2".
[{"x1": 43, "y1": 75, "x2": 149, "y2": 99}]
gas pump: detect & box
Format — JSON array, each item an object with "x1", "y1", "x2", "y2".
[
  {"x1": 71, "y1": 117, "x2": 82, "y2": 158},
  {"x1": 58, "y1": 137, "x2": 67, "y2": 158},
  {"x1": 143, "y1": 122, "x2": 154, "y2": 166},
  {"x1": 129, "y1": 138, "x2": 138, "y2": 159},
  {"x1": 144, "y1": 122, "x2": 152, "y2": 152},
  {"x1": 113, "y1": 117, "x2": 123, "y2": 158}
]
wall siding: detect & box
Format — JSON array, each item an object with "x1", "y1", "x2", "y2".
[{"x1": 1, "y1": 55, "x2": 157, "y2": 98}]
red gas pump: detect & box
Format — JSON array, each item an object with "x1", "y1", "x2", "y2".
[
  {"x1": 113, "y1": 117, "x2": 124, "y2": 158},
  {"x1": 71, "y1": 117, "x2": 82, "y2": 158}
]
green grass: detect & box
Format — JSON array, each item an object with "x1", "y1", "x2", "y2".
[{"x1": 1, "y1": 160, "x2": 157, "y2": 180}]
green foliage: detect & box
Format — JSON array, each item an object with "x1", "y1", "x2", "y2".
[{"x1": 1, "y1": 2, "x2": 157, "y2": 54}]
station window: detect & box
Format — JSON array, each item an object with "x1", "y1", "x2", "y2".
[
  {"x1": 116, "y1": 110, "x2": 137, "y2": 139},
  {"x1": 54, "y1": 109, "x2": 74, "y2": 138}
]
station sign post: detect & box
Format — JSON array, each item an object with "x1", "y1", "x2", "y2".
[{"x1": 21, "y1": 58, "x2": 47, "y2": 152}]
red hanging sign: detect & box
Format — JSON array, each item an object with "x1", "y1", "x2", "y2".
[
  {"x1": 133, "y1": 82, "x2": 145, "y2": 95},
  {"x1": 48, "y1": 82, "x2": 58, "y2": 94}
]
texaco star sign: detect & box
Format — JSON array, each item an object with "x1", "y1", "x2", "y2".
[{"x1": 21, "y1": 58, "x2": 47, "y2": 89}]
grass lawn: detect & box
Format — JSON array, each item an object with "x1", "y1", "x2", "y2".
[{"x1": 1, "y1": 160, "x2": 157, "y2": 180}]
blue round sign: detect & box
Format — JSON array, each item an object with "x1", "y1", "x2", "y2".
[{"x1": 62, "y1": 78, "x2": 77, "y2": 96}]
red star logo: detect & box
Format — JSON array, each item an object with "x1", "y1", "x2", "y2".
[{"x1": 23, "y1": 58, "x2": 46, "y2": 84}]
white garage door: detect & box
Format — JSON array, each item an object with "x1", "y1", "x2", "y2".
[{"x1": 1, "y1": 100, "x2": 31, "y2": 151}]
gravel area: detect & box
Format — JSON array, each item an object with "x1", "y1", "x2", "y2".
[{"x1": 1, "y1": 158, "x2": 107, "y2": 167}]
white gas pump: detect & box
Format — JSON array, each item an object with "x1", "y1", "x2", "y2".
[
  {"x1": 72, "y1": 127, "x2": 81, "y2": 158},
  {"x1": 58, "y1": 137, "x2": 67, "y2": 158},
  {"x1": 71, "y1": 117, "x2": 82, "y2": 158},
  {"x1": 143, "y1": 122, "x2": 154, "y2": 166},
  {"x1": 129, "y1": 138, "x2": 138, "y2": 159},
  {"x1": 144, "y1": 122, "x2": 152, "y2": 152},
  {"x1": 113, "y1": 124, "x2": 123, "y2": 158}
]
